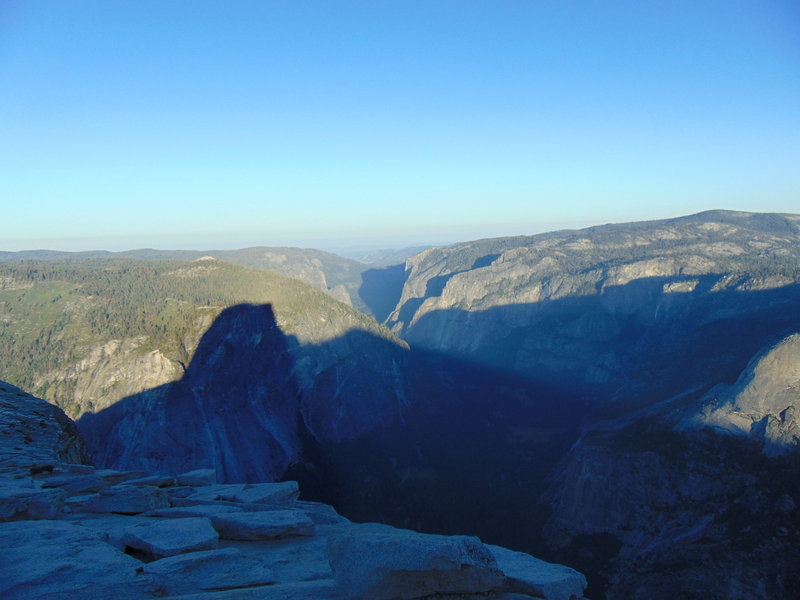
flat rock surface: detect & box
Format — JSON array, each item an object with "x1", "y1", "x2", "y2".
[
  {"x1": 327, "y1": 523, "x2": 505, "y2": 600},
  {"x1": 0, "y1": 484, "x2": 65, "y2": 521},
  {"x1": 121, "y1": 517, "x2": 219, "y2": 559},
  {"x1": 165, "y1": 580, "x2": 340, "y2": 600},
  {"x1": 0, "y1": 519, "x2": 156, "y2": 599},
  {"x1": 148, "y1": 504, "x2": 243, "y2": 519},
  {"x1": 175, "y1": 469, "x2": 217, "y2": 487},
  {"x1": 223, "y1": 527, "x2": 337, "y2": 583},
  {"x1": 39, "y1": 473, "x2": 109, "y2": 493},
  {"x1": 488, "y1": 544, "x2": 588, "y2": 600},
  {"x1": 62, "y1": 513, "x2": 158, "y2": 550},
  {"x1": 212, "y1": 509, "x2": 315, "y2": 540},
  {"x1": 125, "y1": 474, "x2": 176, "y2": 487},
  {"x1": 183, "y1": 484, "x2": 249, "y2": 502},
  {"x1": 223, "y1": 481, "x2": 300, "y2": 504},
  {"x1": 95, "y1": 469, "x2": 149, "y2": 485},
  {"x1": 65, "y1": 483, "x2": 169, "y2": 514},
  {"x1": 143, "y1": 547, "x2": 276, "y2": 595}
]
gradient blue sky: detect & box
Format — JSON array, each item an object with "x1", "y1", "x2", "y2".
[{"x1": 2, "y1": 1, "x2": 799, "y2": 252}]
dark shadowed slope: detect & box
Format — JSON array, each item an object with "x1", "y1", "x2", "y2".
[
  {"x1": 78, "y1": 304, "x2": 302, "y2": 482},
  {"x1": 77, "y1": 301, "x2": 588, "y2": 564},
  {"x1": 77, "y1": 302, "x2": 416, "y2": 482}
]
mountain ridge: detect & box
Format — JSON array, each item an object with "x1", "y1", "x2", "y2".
[
  {"x1": 0, "y1": 257, "x2": 401, "y2": 420},
  {"x1": 0, "y1": 246, "x2": 371, "y2": 312},
  {"x1": 385, "y1": 210, "x2": 800, "y2": 402}
]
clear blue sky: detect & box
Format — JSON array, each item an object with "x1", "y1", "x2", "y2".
[{"x1": 1, "y1": 1, "x2": 798, "y2": 252}]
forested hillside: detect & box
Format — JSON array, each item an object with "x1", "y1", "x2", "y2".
[
  {"x1": 0, "y1": 257, "x2": 394, "y2": 417},
  {"x1": 0, "y1": 246, "x2": 369, "y2": 312}
]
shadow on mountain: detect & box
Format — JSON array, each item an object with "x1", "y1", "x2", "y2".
[
  {"x1": 384, "y1": 275, "x2": 800, "y2": 598},
  {"x1": 77, "y1": 303, "x2": 301, "y2": 483},
  {"x1": 398, "y1": 275, "x2": 800, "y2": 411},
  {"x1": 288, "y1": 345, "x2": 588, "y2": 557},
  {"x1": 76, "y1": 300, "x2": 588, "y2": 561},
  {"x1": 357, "y1": 263, "x2": 408, "y2": 322},
  {"x1": 77, "y1": 302, "x2": 421, "y2": 483},
  {"x1": 74, "y1": 277, "x2": 800, "y2": 596},
  {"x1": 288, "y1": 323, "x2": 590, "y2": 557}
]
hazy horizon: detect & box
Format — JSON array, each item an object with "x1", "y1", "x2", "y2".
[
  {"x1": 2, "y1": 2, "x2": 798, "y2": 252},
  {"x1": 3, "y1": 207, "x2": 800, "y2": 256},
  {"x1": 5, "y1": 209, "x2": 786, "y2": 256},
  {"x1": 0, "y1": 213, "x2": 617, "y2": 254}
]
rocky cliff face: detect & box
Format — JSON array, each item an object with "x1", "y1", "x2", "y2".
[
  {"x1": 541, "y1": 414, "x2": 800, "y2": 599},
  {"x1": 34, "y1": 336, "x2": 192, "y2": 418},
  {"x1": 0, "y1": 380, "x2": 87, "y2": 467},
  {"x1": 77, "y1": 304, "x2": 303, "y2": 482},
  {"x1": 538, "y1": 331, "x2": 800, "y2": 598},
  {"x1": 685, "y1": 333, "x2": 800, "y2": 454},
  {"x1": 387, "y1": 210, "x2": 800, "y2": 403},
  {"x1": 380, "y1": 210, "x2": 800, "y2": 598},
  {"x1": 1, "y1": 381, "x2": 588, "y2": 600}
]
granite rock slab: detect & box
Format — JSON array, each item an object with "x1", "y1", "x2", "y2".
[{"x1": 121, "y1": 516, "x2": 218, "y2": 559}]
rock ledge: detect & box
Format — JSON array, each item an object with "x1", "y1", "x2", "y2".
[{"x1": 1, "y1": 381, "x2": 587, "y2": 599}]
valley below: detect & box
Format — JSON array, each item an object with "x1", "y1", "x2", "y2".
[{"x1": 2, "y1": 210, "x2": 799, "y2": 599}]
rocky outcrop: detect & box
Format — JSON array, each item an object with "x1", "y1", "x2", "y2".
[
  {"x1": 537, "y1": 331, "x2": 800, "y2": 596},
  {"x1": 687, "y1": 333, "x2": 800, "y2": 454},
  {"x1": 541, "y1": 415, "x2": 800, "y2": 599},
  {"x1": 1, "y1": 381, "x2": 588, "y2": 600},
  {"x1": 0, "y1": 380, "x2": 86, "y2": 466},
  {"x1": 327, "y1": 525, "x2": 505, "y2": 600}
]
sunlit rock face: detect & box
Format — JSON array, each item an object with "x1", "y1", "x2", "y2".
[
  {"x1": 686, "y1": 333, "x2": 800, "y2": 454},
  {"x1": 387, "y1": 210, "x2": 800, "y2": 403},
  {"x1": 35, "y1": 336, "x2": 189, "y2": 418}
]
